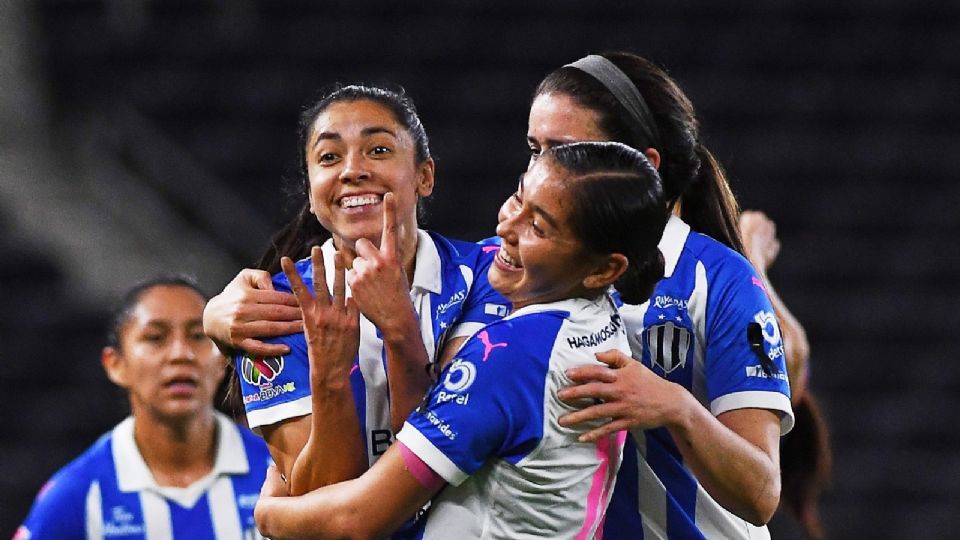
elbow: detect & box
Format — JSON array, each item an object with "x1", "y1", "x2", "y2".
[{"x1": 743, "y1": 475, "x2": 781, "y2": 526}]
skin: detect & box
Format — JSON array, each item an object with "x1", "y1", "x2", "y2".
[
  {"x1": 254, "y1": 158, "x2": 626, "y2": 540},
  {"x1": 204, "y1": 99, "x2": 469, "y2": 493},
  {"x1": 101, "y1": 285, "x2": 224, "y2": 487},
  {"x1": 507, "y1": 91, "x2": 783, "y2": 526}
]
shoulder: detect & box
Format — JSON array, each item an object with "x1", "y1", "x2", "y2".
[
  {"x1": 428, "y1": 231, "x2": 497, "y2": 265},
  {"x1": 682, "y1": 232, "x2": 757, "y2": 279},
  {"x1": 20, "y1": 433, "x2": 114, "y2": 529}
]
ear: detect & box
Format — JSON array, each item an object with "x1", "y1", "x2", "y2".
[
  {"x1": 101, "y1": 346, "x2": 129, "y2": 389},
  {"x1": 416, "y1": 158, "x2": 436, "y2": 197},
  {"x1": 644, "y1": 147, "x2": 661, "y2": 170},
  {"x1": 582, "y1": 253, "x2": 629, "y2": 291}
]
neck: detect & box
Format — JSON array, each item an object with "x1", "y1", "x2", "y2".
[{"x1": 132, "y1": 407, "x2": 218, "y2": 488}]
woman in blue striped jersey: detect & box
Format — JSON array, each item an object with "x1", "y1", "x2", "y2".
[{"x1": 17, "y1": 276, "x2": 271, "y2": 539}]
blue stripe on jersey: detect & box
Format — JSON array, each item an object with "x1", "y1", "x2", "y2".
[
  {"x1": 644, "y1": 429, "x2": 703, "y2": 540},
  {"x1": 171, "y1": 493, "x2": 211, "y2": 537},
  {"x1": 604, "y1": 436, "x2": 643, "y2": 540},
  {"x1": 350, "y1": 358, "x2": 370, "y2": 457}
]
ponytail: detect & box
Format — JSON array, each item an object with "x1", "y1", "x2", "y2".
[
  {"x1": 616, "y1": 250, "x2": 665, "y2": 305},
  {"x1": 254, "y1": 202, "x2": 329, "y2": 274},
  {"x1": 677, "y1": 145, "x2": 744, "y2": 255}
]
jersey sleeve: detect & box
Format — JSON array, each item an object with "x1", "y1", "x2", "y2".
[
  {"x1": 18, "y1": 469, "x2": 88, "y2": 539},
  {"x1": 704, "y1": 255, "x2": 794, "y2": 433},
  {"x1": 234, "y1": 260, "x2": 315, "y2": 430},
  {"x1": 396, "y1": 316, "x2": 559, "y2": 486},
  {"x1": 447, "y1": 245, "x2": 511, "y2": 340}
]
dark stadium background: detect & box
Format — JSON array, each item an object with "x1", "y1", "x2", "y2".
[{"x1": 2, "y1": 1, "x2": 958, "y2": 538}]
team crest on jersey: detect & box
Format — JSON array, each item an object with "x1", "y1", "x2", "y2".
[
  {"x1": 241, "y1": 354, "x2": 284, "y2": 386},
  {"x1": 645, "y1": 321, "x2": 692, "y2": 374}
]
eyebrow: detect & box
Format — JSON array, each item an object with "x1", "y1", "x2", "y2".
[
  {"x1": 313, "y1": 126, "x2": 398, "y2": 148},
  {"x1": 518, "y1": 173, "x2": 561, "y2": 230}
]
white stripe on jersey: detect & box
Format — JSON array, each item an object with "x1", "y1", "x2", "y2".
[
  {"x1": 631, "y1": 437, "x2": 668, "y2": 540},
  {"x1": 209, "y1": 477, "x2": 242, "y2": 539},
  {"x1": 141, "y1": 490, "x2": 173, "y2": 538},
  {"x1": 358, "y1": 314, "x2": 390, "y2": 465},
  {"x1": 690, "y1": 260, "x2": 708, "y2": 402},
  {"x1": 85, "y1": 480, "x2": 102, "y2": 540}
]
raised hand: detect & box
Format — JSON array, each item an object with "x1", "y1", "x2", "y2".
[
  {"x1": 281, "y1": 247, "x2": 360, "y2": 384},
  {"x1": 739, "y1": 210, "x2": 781, "y2": 275},
  {"x1": 348, "y1": 192, "x2": 416, "y2": 338},
  {"x1": 557, "y1": 349, "x2": 684, "y2": 442},
  {"x1": 203, "y1": 269, "x2": 303, "y2": 356}
]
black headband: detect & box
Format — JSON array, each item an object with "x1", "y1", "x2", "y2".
[{"x1": 565, "y1": 55, "x2": 661, "y2": 149}]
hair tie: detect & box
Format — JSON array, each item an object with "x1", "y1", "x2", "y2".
[{"x1": 565, "y1": 54, "x2": 661, "y2": 149}]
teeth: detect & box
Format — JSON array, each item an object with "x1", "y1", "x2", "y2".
[
  {"x1": 341, "y1": 194, "x2": 382, "y2": 208},
  {"x1": 497, "y1": 248, "x2": 520, "y2": 268}
]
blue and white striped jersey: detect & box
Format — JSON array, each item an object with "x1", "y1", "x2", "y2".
[
  {"x1": 604, "y1": 215, "x2": 794, "y2": 540},
  {"x1": 397, "y1": 296, "x2": 629, "y2": 539},
  {"x1": 236, "y1": 230, "x2": 510, "y2": 467},
  {"x1": 16, "y1": 413, "x2": 271, "y2": 540}
]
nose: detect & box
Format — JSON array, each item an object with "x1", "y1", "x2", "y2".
[
  {"x1": 339, "y1": 150, "x2": 370, "y2": 183},
  {"x1": 168, "y1": 334, "x2": 197, "y2": 363},
  {"x1": 497, "y1": 195, "x2": 520, "y2": 224},
  {"x1": 495, "y1": 210, "x2": 519, "y2": 245}
]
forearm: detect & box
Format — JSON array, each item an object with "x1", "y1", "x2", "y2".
[
  {"x1": 256, "y1": 478, "x2": 366, "y2": 540},
  {"x1": 381, "y1": 308, "x2": 432, "y2": 433},
  {"x1": 288, "y1": 365, "x2": 367, "y2": 495},
  {"x1": 666, "y1": 391, "x2": 782, "y2": 525}
]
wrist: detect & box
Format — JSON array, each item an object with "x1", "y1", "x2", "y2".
[
  {"x1": 379, "y1": 305, "x2": 419, "y2": 342},
  {"x1": 663, "y1": 382, "x2": 699, "y2": 433}
]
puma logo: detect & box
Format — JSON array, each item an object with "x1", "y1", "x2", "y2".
[{"x1": 477, "y1": 330, "x2": 508, "y2": 361}]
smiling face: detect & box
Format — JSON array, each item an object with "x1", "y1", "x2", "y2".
[
  {"x1": 305, "y1": 99, "x2": 434, "y2": 253},
  {"x1": 489, "y1": 159, "x2": 604, "y2": 310},
  {"x1": 103, "y1": 285, "x2": 223, "y2": 423}
]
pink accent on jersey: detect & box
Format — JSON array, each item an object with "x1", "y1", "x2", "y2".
[
  {"x1": 482, "y1": 245, "x2": 500, "y2": 253},
  {"x1": 399, "y1": 441, "x2": 446, "y2": 491},
  {"x1": 477, "y1": 330, "x2": 508, "y2": 362},
  {"x1": 751, "y1": 276, "x2": 766, "y2": 291},
  {"x1": 576, "y1": 431, "x2": 627, "y2": 540}
]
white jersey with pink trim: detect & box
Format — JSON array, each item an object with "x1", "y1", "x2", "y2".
[{"x1": 397, "y1": 296, "x2": 629, "y2": 539}]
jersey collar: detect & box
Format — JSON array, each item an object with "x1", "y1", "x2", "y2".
[
  {"x1": 658, "y1": 215, "x2": 690, "y2": 278},
  {"x1": 112, "y1": 412, "x2": 250, "y2": 507},
  {"x1": 320, "y1": 229, "x2": 442, "y2": 296}
]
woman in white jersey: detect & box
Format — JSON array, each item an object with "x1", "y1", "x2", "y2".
[
  {"x1": 252, "y1": 141, "x2": 669, "y2": 539},
  {"x1": 507, "y1": 53, "x2": 798, "y2": 539},
  {"x1": 202, "y1": 85, "x2": 509, "y2": 499}
]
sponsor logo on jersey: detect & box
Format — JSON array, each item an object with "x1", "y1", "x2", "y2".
[
  {"x1": 104, "y1": 505, "x2": 144, "y2": 537},
  {"x1": 442, "y1": 359, "x2": 477, "y2": 392},
  {"x1": 567, "y1": 314, "x2": 624, "y2": 349},
  {"x1": 237, "y1": 493, "x2": 259, "y2": 510},
  {"x1": 751, "y1": 276, "x2": 767, "y2": 292},
  {"x1": 646, "y1": 321, "x2": 692, "y2": 374},
  {"x1": 477, "y1": 330, "x2": 508, "y2": 361},
  {"x1": 423, "y1": 408, "x2": 458, "y2": 440},
  {"x1": 436, "y1": 289, "x2": 466, "y2": 317},
  {"x1": 240, "y1": 354, "x2": 284, "y2": 386},
  {"x1": 243, "y1": 381, "x2": 296, "y2": 404},
  {"x1": 653, "y1": 294, "x2": 689, "y2": 310},
  {"x1": 745, "y1": 365, "x2": 789, "y2": 381},
  {"x1": 753, "y1": 310, "x2": 782, "y2": 346},
  {"x1": 12, "y1": 526, "x2": 30, "y2": 540}
]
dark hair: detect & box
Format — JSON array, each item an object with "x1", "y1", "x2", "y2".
[
  {"x1": 536, "y1": 52, "x2": 744, "y2": 254},
  {"x1": 781, "y1": 393, "x2": 832, "y2": 539},
  {"x1": 546, "y1": 142, "x2": 668, "y2": 304},
  {"x1": 106, "y1": 275, "x2": 208, "y2": 351},
  {"x1": 256, "y1": 84, "x2": 432, "y2": 274}
]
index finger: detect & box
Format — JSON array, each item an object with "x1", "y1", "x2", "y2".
[{"x1": 380, "y1": 191, "x2": 397, "y2": 257}]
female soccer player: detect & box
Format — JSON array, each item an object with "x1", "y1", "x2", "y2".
[
  {"x1": 513, "y1": 53, "x2": 794, "y2": 539},
  {"x1": 16, "y1": 276, "x2": 271, "y2": 539},
  {"x1": 204, "y1": 85, "x2": 509, "y2": 495},
  {"x1": 254, "y1": 141, "x2": 669, "y2": 539}
]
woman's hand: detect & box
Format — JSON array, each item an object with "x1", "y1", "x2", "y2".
[
  {"x1": 203, "y1": 269, "x2": 303, "y2": 356},
  {"x1": 281, "y1": 247, "x2": 360, "y2": 387},
  {"x1": 739, "y1": 210, "x2": 780, "y2": 276},
  {"x1": 557, "y1": 350, "x2": 684, "y2": 442},
  {"x1": 349, "y1": 192, "x2": 416, "y2": 339}
]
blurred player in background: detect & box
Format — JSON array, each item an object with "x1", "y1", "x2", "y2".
[{"x1": 16, "y1": 276, "x2": 271, "y2": 539}]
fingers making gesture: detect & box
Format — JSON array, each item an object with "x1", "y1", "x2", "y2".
[
  {"x1": 349, "y1": 192, "x2": 417, "y2": 338},
  {"x1": 281, "y1": 246, "x2": 360, "y2": 385}
]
